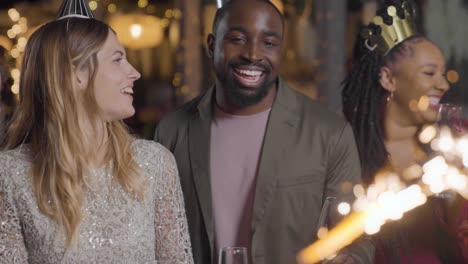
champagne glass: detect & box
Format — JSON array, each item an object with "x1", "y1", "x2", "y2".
[
  {"x1": 218, "y1": 247, "x2": 248, "y2": 264},
  {"x1": 435, "y1": 103, "x2": 464, "y2": 200},
  {"x1": 316, "y1": 196, "x2": 336, "y2": 232},
  {"x1": 438, "y1": 103, "x2": 464, "y2": 133}
]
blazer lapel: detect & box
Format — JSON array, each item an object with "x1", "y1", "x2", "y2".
[
  {"x1": 188, "y1": 88, "x2": 216, "y2": 255},
  {"x1": 252, "y1": 79, "x2": 300, "y2": 231}
]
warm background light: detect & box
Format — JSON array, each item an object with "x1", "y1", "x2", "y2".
[
  {"x1": 89, "y1": 1, "x2": 98, "y2": 10},
  {"x1": 109, "y1": 14, "x2": 163, "y2": 50},
  {"x1": 447, "y1": 70, "x2": 459, "y2": 83},
  {"x1": 138, "y1": 0, "x2": 148, "y2": 8},
  {"x1": 8, "y1": 8, "x2": 20, "y2": 21},
  {"x1": 130, "y1": 24, "x2": 142, "y2": 38},
  {"x1": 107, "y1": 4, "x2": 117, "y2": 13}
]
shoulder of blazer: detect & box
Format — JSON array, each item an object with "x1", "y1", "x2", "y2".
[
  {"x1": 280, "y1": 83, "x2": 349, "y2": 133},
  {"x1": 155, "y1": 88, "x2": 212, "y2": 150},
  {"x1": 157, "y1": 92, "x2": 205, "y2": 131}
]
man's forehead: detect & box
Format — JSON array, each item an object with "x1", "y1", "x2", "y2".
[
  {"x1": 226, "y1": 1, "x2": 281, "y2": 20},
  {"x1": 219, "y1": 3, "x2": 283, "y2": 31}
]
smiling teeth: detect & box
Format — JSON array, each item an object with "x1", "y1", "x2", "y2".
[
  {"x1": 121, "y1": 87, "x2": 134, "y2": 95},
  {"x1": 429, "y1": 96, "x2": 440, "y2": 105},
  {"x1": 238, "y1": 69, "x2": 262, "y2": 76}
]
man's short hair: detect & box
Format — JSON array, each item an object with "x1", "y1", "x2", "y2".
[{"x1": 212, "y1": 0, "x2": 284, "y2": 36}]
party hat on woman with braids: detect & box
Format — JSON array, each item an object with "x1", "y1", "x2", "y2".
[{"x1": 57, "y1": 0, "x2": 95, "y2": 20}]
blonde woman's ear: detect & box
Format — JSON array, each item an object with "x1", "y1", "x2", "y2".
[{"x1": 74, "y1": 68, "x2": 89, "y2": 90}]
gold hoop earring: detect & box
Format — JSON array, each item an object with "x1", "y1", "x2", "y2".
[{"x1": 387, "y1": 92, "x2": 394, "y2": 103}]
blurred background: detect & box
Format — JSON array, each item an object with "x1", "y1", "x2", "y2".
[{"x1": 0, "y1": 0, "x2": 467, "y2": 139}]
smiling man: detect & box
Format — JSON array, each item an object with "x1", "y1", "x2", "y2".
[
  {"x1": 209, "y1": 0, "x2": 281, "y2": 115},
  {"x1": 154, "y1": 1, "x2": 374, "y2": 263}
]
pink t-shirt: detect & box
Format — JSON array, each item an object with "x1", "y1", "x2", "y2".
[{"x1": 210, "y1": 106, "x2": 271, "y2": 259}]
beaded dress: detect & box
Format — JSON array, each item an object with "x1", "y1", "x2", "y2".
[{"x1": 0, "y1": 140, "x2": 193, "y2": 264}]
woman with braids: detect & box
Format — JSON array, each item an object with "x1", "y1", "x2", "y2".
[
  {"x1": 343, "y1": 0, "x2": 467, "y2": 263},
  {"x1": 0, "y1": 0, "x2": 193, "y2": 263}
]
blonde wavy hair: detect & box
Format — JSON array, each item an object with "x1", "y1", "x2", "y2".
[{"x1": 6, "y1": 18, "x2": 144, "y2": 246}]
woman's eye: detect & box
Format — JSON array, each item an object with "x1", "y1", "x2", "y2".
[{"x1": 424, "y1": 72, "x2": 435, "y2": 76}]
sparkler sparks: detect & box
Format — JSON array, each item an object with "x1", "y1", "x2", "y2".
[{"x1": 298, "y1": 126, "x2": 468, "y2": 264}]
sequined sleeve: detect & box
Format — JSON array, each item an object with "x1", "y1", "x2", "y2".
[
  {"x1": 154, "y1": 149, "x2": 194, "y2": 264},
  {"x1": 0, "y1": 167, "x2": 28, "y2": 263}
]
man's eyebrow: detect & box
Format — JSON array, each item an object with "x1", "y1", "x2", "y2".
[
  {"x1": 226, "y1": 26, "x2": 248, "y2": 34},
  {"x1": 262, "y1": 30, "x2": 281, "y2": 39}
]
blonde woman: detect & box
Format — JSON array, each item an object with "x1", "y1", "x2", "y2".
[{"x1": 0, "y1": 8, "x2": 193, "y2": 264}]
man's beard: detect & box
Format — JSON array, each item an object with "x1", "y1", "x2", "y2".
[{"x1": 215, "y1": 63, "x2": 275, "y2": 108}]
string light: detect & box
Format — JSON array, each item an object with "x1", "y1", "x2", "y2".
[
  {"x1": 146, "y1": 4, "x2": 156, "y2": 13},
  {"x1": 173, "y1": 9, "x2": 182, "y2": 19},
  {"x1": 130, "y1": 24, "x2": 143, "y2": 39},
  {"x1": 4, "y1": 9, "x2": 29, "y2": 96},
  {"x1": 8, "y1": 9, "x2": 20, "y2": 22},
  {"x1": 12, "y1": 25, "x2": 22, "y2": 35},
  {"x1": 161, "y1": 18, "x2": 170, "y2": 28},
  {"x1": 11, "y1": 83, "x2": 19, "y2": 95},
  {"x1": 138, "y1": 0, "x2": 148, "y2": 9},
  {"x1": 17, "y1": 37, "x2": 27, "y2": 47},
  {"x1": 107, "y1": 3, "x2": 117, "y2": 13},
  {"x1": 7, "y1": 30, "x2": 16, "y2": 39},
  {"x1": 10, "y1": 69, "x2": 20, "y2": 80},
  {"x1": 4, "y1": 2, "x2": 184, "y2": 98},
  {"x1": 89, "y1": 1, "x2": 98, "y2": 11}
]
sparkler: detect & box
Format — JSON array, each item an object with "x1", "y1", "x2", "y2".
[{"x1": 297, "y1": 125, "x2": 468, "y2": 264}]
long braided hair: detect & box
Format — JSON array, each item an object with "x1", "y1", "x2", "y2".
[{"x1": 342, "y1": 32, "x2": 425, "y2": 185}]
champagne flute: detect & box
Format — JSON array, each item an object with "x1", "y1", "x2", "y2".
[
  {"x1": 438, "y1": 103, "x2": 464, "y2": 133},
  {"x1": 435, "y1": 103, "x2": 463, "y2": 200},
  {"x1": 316, "y1": 196, "x2": 336, "y2": 233},
  {"x1": 218, "y1": 247, "x2": 248, "y2": 264}
]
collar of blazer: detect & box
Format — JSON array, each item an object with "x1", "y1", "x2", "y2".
[{"x1": 196, "y1": 77, "x2": 301, "y2": 125}]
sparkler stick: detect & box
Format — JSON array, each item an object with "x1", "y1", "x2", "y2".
[{"x1": 298, "y1": 211, "x2": 368, "y2": 264}]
